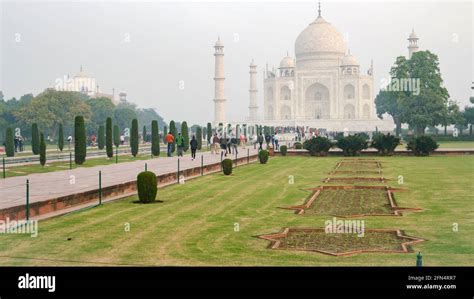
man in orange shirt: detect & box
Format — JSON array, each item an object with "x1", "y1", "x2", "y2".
[{"x1": 165, "y1": 131, "x2": 175, "y2": 157}]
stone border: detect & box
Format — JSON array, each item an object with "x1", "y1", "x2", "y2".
[
  {"x1": 256, "y1": 227, "x2": 425, "y2": 256},
  {"x1": 334, "y1": 160, "x2": 383, "y2": 170},
  {"x1": 0, "y1": 154, "x2": 259, "y2": 221},
  {"x1": 281, "y1": 185, "x2": 421, "y2": 218},
  {"x1": 280, "y1": 149, "x2": 474, "y2": 156}
]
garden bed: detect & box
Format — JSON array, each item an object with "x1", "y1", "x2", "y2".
[
  {"x1": 282, "y1": 186, "x2": 419, "y2": 217},
  {"x1": 257, "y1": 227, "x2": 425, "y2": 256},
  {"x1": 323, "y1": 177, "x2": 388, "y2": 183}
]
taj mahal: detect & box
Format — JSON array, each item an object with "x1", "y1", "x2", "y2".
[{"x1": 211, "y1": 4, "x2": 413, "y2": 133}]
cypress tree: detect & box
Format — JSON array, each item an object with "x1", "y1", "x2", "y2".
[
  {"x1": 181, "y1": 121, "x2": 189, "y2": 152},
  {"x1": 163, "y1": 125, "x2": 168, "y2": 143},
  {"x1": 74, "y1": 116, "x2": 86, "y2": 165},
  {"x1": 113, "y1": 125, "x2": 120, "y2": 148},
  {"x1": 169, "y1": 120, "x2": 177, "y2": 153},
  {"x1": 98, "y1": 125, "x2": 105, "y2": 150},
  {"x1": 196, "y1": 126, "x2": 202, "y2": 150},
  {"x1": 39, "y1": 133, "x2": 46, "y2": 167},
  {"x1": 207, "y1": 122, "x2": 212, "y2": 144},
  {"x1": 131, "y1": 118, "x2": 139, "y2": 157},
  {"x1": 142, "y1": 125, "x2": 147, "y2": 143},
  {"x1": 58, "y1": 123, "x2": 64, "y2": 152},
  {"x1": 31, "y1": 123, "x2": 39, "y2": 155},
  {"x1": 5, "y1": 127, "x2": 14, "y2": 157},
  {"x1": 106, "y1": 118, "x2": 113, "y2": 158},
  {"x1": 151, "y1": 120, "x2": 160, "y2": 157}
]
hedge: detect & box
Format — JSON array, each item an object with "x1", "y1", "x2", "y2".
[
  {"x1": 151, "y1": 120, "x2": 160, "y2": 157},
  {"x1": 222, "y1": 158, "x2": 233, "y2": 175},
  {"x1": 137, "y1": 171, "x2": 157, "y2": 203},
  {"x1": 258, "y1": 150, "x2": 269, "y2": 164},
  {"x1": 74, "y1": 116, "x2": 87, "y2": 165},
  {"x1": 106, "y1": 118, "x2": 113, "y2": 158},
  {"x1": 131, "y1": 119, "x2": 139, "y2": 157}
]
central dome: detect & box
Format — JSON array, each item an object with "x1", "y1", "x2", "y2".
[{"x1": 295, "y1": 16, "x2": 347, "y2": 59}]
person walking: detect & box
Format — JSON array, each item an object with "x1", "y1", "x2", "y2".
[
  {"x1": 239, "y1": 133, "x2": 246, "y2": 149},
  {"x1": 176, "y1": 132, "x2": 184, "y2": 157},
  {"x1": 257, "y1": 133, "x2": 264, "y2": 150},
  {"x1": 212, "y1": 133, "x2": 220, "y2": 154},
  {"x1": 274, "y1": 133, "x2": 279, "y2": 151},
  {"x1": 226, "y1": 134, "x2": 232, "y2": 155},
  {"x1": 252, "y1": 134, "x2": 257, "y2": 149},
  {"x1": 220, "y1": 134, "x2": 227, "y2": 156},
  {"x1": 165, "y1": 131, "x2": 174, "y2": 157},
  {"x1": 190, "y1": 135, "x2": 198, "y2": 160},
  {"x1": 231, "y1": 135, "x2": 238, "y2": 155}
]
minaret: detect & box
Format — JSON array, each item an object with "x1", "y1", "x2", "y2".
[
  {"x1": 248, "y1": 60, "x2": 258, "y2": 121},
  {"x1": 213, "y1": 37, "x2": 226, "y2": 125},
  {"x1": 408, "y1": 29, "x2": 419, "y2": 59}
]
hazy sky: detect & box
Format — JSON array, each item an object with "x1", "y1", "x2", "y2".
[{"x1": 1, "y1": 0, "x2": 472, "y2": 124}]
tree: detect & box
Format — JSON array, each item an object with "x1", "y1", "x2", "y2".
[
  {"x1": 114, "y1": 107, "x2": 137, "y2": 132},
  {"x1": 181, "y1": 121, "x2": 189, "y2": 152},
  {"x1": 463, "y1": 105, "x2": 474, "y2": 135},
  {"x1": 207, "y1": 123, "x2": 212, "y2": 144},
  {"x1": 74, "y1": 116, "x2": 87, "y2": 165},
  {"x1": 163, "y1": 125, "x2": 168, "y2": 143},
  {"x1": 39, "y1": 133, "x2": 46, "y2": 167},
  {"x1": 113, "y1": 125, "x2": 121, "y2": 148},
  {"x1": 169, "y1": 120, "x2": 177, "y2": 153},
  {"x1": 106, "y1": 118, "x2": 113, "y2": 158},
  {"x1": 31, "y1": 123, "x2": 40, "y2": 155},
  {"x1": 142, "y1": 125, "x2": 147, "y2": 143},
  {"x1": 15, "y1": 89, "x2": 91, "y2": 140},
  {"x1": 131, "y1": 118, "x2": 139, "y2": 157},
  {"x1": 375, "y1": 90, "x2": 403, "y2": 136},
  {"x1": 58, "y1": 123, "x2": 64, "y2": 152},
  {"x1": 98, "y1": 125, "x2": 105, "y2": 150},
  {"x1": 151, "y1": 120, "x2": 160, "y2": 157},
  {"x1": 196, "y1": 126, "x2": 203, "y2": 150},
  {"x1": 5, "y1": 127, "x2": 14, "y2": 157},
  {"x1": 85, "y1": 97, "x2": 115, "y2": 135}
]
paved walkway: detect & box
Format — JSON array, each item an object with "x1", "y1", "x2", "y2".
[{"x1": 0, "y1": 148, "x2": 258, "y2": 210}]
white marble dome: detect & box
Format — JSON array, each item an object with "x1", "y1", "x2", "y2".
[
  {"x1": 341, "y1": 53, "x2": 359, "y2": 66},
  {"x1": 279, "y1": 56, "x2": 295, "y2": 68},
  {"x1": 295, "y1": 16, "x2": 347, "y2": 59}
]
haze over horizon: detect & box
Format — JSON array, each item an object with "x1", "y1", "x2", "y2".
[{"x1": 1, "y1": 0, "x2": 472, "y2": 124}]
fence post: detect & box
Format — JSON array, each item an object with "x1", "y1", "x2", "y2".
[
  {"x1": 177, "y1": 158, "x2": 180, "y2": 183},
  {"x1": 26, "y1": 179, "x2": 30, "y2": 221},
  {"x1": 115, "y1": 147, "x2": 118, "y2": 164},
  {"x1": 235, "y1": 151, "x2": 238, "y2": 167},
  {"x1": 220, "y1": 152, "x2": 223, "y2": 171},
  {"x1": 69, "y1": 152, "x2": 72, "y2": 169},
  {"x1": 247, "y1": 149, "x2": 249, "y2": 164},
  {"x1": 2, "y1": 157, "x2": 5, "y2": 179},
  {"x1": 145, "y1": 163, "x2": 148, "y2": 172},
  {"x1": 98, "y1": 171, "x2": 102, "y2": 205},
  {"x1": 201, "y1": 155, "x2": 204, "y2": 176}
]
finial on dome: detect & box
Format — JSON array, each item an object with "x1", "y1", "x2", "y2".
[{"x1": 318, "y1": 1, "x2": 321, "y2": 17}]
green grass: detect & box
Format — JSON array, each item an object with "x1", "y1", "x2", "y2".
[{"x1": 0, "y1": 155, "x2": 472, "y2": 266}]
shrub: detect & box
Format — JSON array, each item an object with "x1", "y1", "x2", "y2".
[
  {"x1": 31, "y1": 123, "x2": 39, "y2": 155},
  {"x1": 207, "y1": 123, "x2": 212, "y2": 144},
  {"x1": 406, "y1": 136, "x2": 438, "y2": 156},
  {"x1": 142, "y1": 125, "x2": 147, "y2": 143},
  {"x1": 258, "y1": 149, "x2": 269, "y2": 164},
  {"x1": 113, "y1": 124, "x2": 120, "y2": 148},
  {"x1": 39, "y1": 133, "x2": 46, "y2": 167},
  {"x1": 74, "y1": 116, "x2": 87, "y2": 164},
  {"x1": 280, "y1": 145, "x2": 288, "y2": 156},
  {"x1": 151, "y1": 120, "x2": 160, "y2": 157},
  {"x1": 371, "y1": 133, "x2": 400, "y2": 155},
  {"x1": 106, "y1": 118, "x2": 113, "y2": 158},
  {"x1": 181, "y1": 121, "x2": 189, "y2": 152},
  {"x1": 58, "y1": 123, "x2": 64, "y2": 152},
  {"x1": 169, "y1": 120, "x2": 177, "y2": 153},
  {"x1": 222, "y1": 158, "x2": 233, "y2": 175},
  {"x1": 5, "y1": 127, "x2": 14, "y2": 157},
  {"x1": 336, "y1": 134, "x2": 369, "y2": 156},
  {"x1": 131, "y1": 118, "x2": 139, "y2": 157},
  {"x1": 98, "y1": 125, "x2": 105, "y2": 150},
  {"x1": 136, "y1": 171, "x2": 157, "y2": 203},
  {"x1": 294, "y1": 142, "x2": 302, "y2": 149},
  {"x1": 196, "y1": 126, "x2": 203, "y2": 150},
  {"x1": 303, "y1": 136, "x2": 333, "y2": 156}
]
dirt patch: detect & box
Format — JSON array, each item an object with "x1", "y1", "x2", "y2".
[
  {"x1": 282, "y1": 186, "x2": 420, "y2": 217},
  {"x1": 323, "y1": 177, "x2": 388, "y2": 183},
  {"x1": 335, "y1": 160, "x2": 382, "y2": 170},
  {"x1": 257, "y1": 227, "x2": 425, "y2": 256}
]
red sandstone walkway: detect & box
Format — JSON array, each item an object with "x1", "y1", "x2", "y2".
[{"x1": 0, "y1": 148, "x2": 258, "y2": 211}]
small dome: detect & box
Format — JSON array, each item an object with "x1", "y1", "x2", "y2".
[
  {"x1": 408, "y1": 29, "x2": 418, "y2": 39},
  {"x1": 341, "y1": 52, "x2": 359, "y2": 66},
  {"x1": 279, "y1": 55, "x2": 295, "y2": 68},
  {"x1": 215, "y1": 37, "x2": 224, "y2": 47},
  {"x1": 295, "y1": 16, "x2": 347, "y2": 59}
]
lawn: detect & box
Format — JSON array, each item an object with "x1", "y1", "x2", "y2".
[{"x1": 0, "y1": 155, "x2": 472, "y2": 266}]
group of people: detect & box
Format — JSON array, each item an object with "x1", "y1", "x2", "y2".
[
  {"x1": 14, "y1": 135, "x2": 25, "y2": 152},
  {"x1": 164, "y1": 132, "x2": 199, "y2": 160},
  {"x1": 209, "y1": 133, "x2": 243, "y2": 157}
]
